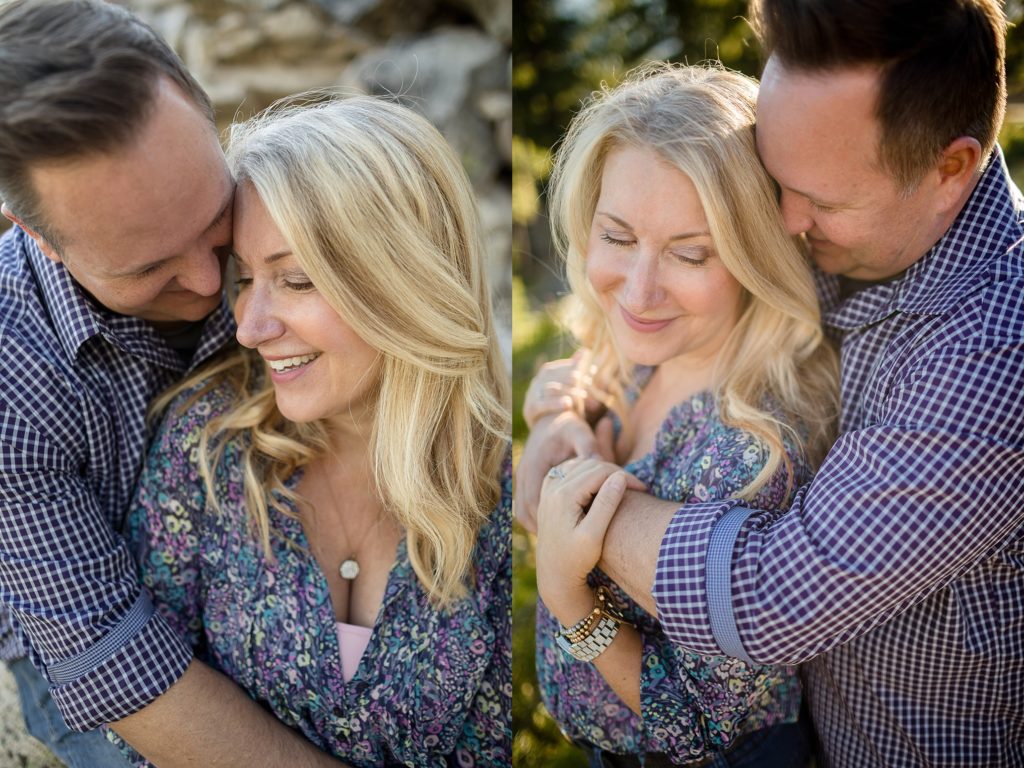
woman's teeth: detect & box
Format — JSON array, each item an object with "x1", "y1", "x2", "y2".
[{"x1": 268, "y1": 353, "x2": 320, "y2": 372}]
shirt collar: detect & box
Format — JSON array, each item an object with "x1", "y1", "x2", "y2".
[
  {"x1": 23, "y1": 228, "x2": 235, "y2": 370},
  {"x1": 23, "y1": 230, "x2": 105, "y2": 362},
  {"x1": 822, "y1": 147, "x2": 1024, "y2": 330}
]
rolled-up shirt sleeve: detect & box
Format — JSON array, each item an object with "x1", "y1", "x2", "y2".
[
  {"x1": 0, "y1": 404, "x2": 192, "y2": 731},
  {"x1": 654, "y1": 329, "x2": 1024, "y2": 666}
]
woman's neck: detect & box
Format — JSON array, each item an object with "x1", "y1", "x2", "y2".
[{"x1": 617, "y1": 355, "x2": 717, "y2": 465}]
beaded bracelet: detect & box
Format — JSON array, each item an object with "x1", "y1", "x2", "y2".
[{"x1": 554, "y1": 585, "x2": 632, "y2": 662}]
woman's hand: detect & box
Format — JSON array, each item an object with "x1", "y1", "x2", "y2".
[
  {"x1": 534, "y1": 458, "x2": 644, "y2": 625},
  {"x1": 523, "y1": 355, "x2": 605, "y2": 428},
  {"x1": 515, "y1": 411, "x2": 597, "y2": 533}
]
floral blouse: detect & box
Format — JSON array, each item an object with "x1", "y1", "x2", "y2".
[
  {"x1": 536, "y1": 388, "x2": 808, "y2": 764},
  {"x1": 114, "y1": 383, "x2": 512, "y2": 767}
]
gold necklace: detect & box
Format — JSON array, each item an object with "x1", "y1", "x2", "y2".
[
  {"x1": 332, "y1": 496, "x2": 378, "y2": 581},
  {"x1": 317, "y1": 468, "x2": 387, "y2": 582}
]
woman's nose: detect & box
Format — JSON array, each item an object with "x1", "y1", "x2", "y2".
[
  {"x1": 234, "y1": 286, "x2": 285, "y2": 349},
  {"x1": 621, "y1": 254, "x2": 661, "y2": 312}
]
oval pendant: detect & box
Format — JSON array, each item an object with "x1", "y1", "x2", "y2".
[{"x1": 339, "y1": 559, "x2": 360, "y2": 580}]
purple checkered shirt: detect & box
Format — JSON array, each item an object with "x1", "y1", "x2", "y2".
[
  {"x1": 0, "y1": 226, "x2": 235, "y2": 731},
  {"x1": 653, "y1": 149, "x2": 1024, "y2": 766}
]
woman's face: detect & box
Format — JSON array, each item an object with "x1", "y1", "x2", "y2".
[
  {"x1": 585, "y1": 145, "x2": 744, "y2": 369},
  {"x1": 232, "y1": 182, "x2": 379, "y2": 427}
]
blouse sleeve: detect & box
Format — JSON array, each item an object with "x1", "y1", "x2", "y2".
[
  {"x1": 638, "y1": 423, "x2": 804, "y2": 757},
  {"x1": 125, "y1": 390, "x2": 226, "y2": 652},
  {"x1": 106, "y1": 387, "x2": 231, "y2": 765},
  {"x1": 451, "y1": 452, "x2": 512, "y2": 766}
]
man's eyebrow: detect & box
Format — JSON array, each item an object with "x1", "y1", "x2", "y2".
[
  {"x1": 778, "y1": 183, "x2": 843, "y2": 209},
  {"x1": 201, "y1": 193, "x2": 232, "y2": 237},
  {"x1": 597, "y1": 210, "x2": 710, "y2": 241}
]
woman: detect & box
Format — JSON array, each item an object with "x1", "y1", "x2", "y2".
[
  {"x1": 529, "y1": 63, "x2": 838, "y2": 766},
  {"x1": 117, "y1": 96, "x2": 511, "y2": 766}
]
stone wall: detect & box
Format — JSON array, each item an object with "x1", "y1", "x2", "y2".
[
  {"x1": 0, "y1": 3, "x2": 511, "y2": 762},
  {"x1": 129, "y1": 0, "x2": 513, "y2": 362}
]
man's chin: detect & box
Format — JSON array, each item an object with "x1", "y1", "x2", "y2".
[
  {"x1": 808, "y1": 245, "x2": 851, "y2": 275},
  {"x1": 142, "y1": 295, "x2": 221, "y2": 326}
]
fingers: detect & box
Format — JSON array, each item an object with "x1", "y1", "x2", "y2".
[
  {"x1": 541, "y1": 457, "x2": 641, "y2": 514},
  {"x1": 576, "y1": 471, "x2": 629, "y2": 540},
  {"x1": 523, "y1": 357, "x2": 591, "y2": 427},
  {"x1": 513, "y1": 469, "x2": 538, "y2": 534},
  {"x1": 592, "y1": 415, "x2": 615, "y2": 461}
]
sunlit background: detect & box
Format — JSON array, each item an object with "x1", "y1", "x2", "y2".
[{"x1": 511, "y1": 2, "x2": 1024, "y2": 765}]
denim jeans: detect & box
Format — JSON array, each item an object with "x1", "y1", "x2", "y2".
[
  {"x1": 8, "y1": 657, "x2": 135, "y2": 768},
  {"x1": 581, "y1": 720, "x2": 813, "y2": 768}
]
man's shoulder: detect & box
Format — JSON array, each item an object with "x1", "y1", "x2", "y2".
[
  {"x1": 950, "y1": 251, "x2": 1024, "y2": 339},
  {"x1": 0, "y1": 228, "x2": 86, "y2": 408},
  {"x1": 0, "y1": 227, "x2": 47, "y2": 332}
]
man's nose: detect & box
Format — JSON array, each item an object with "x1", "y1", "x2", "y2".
[
  {"x1": 778, "y1": 190, "x2": 813, "y2": 236},
  {"x1": 176, "y1": 248, "x2": 223, "y2": 297}
]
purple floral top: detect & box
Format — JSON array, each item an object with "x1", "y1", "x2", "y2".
[
  {"x1": 115, "y1": 383, "x2": 512, "y2": 767},
  {"x1": 536, "y1": 388, "x2": 807, "y2": 764}
]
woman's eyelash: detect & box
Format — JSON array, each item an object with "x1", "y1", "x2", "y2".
[
  {"x1": 671, "y1": 250, "x2": 709, "y2": 266},
  {"x1": 600, "y1": 233, "x2": 633, "y2": 247}
]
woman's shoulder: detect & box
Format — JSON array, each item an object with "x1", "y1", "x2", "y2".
[
  {"x1": 471, "y1": 446, "x2": 512, "y2": 583},
  {"x1": 154, "y1": 378, "x2": 240, "y2": 442},
  {"x1": 636, "y1": 391, "x2": 807, "y2": 507}
]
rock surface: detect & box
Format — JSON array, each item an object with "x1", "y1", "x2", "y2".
[{"x1": 0, "y1": 1, "x2": 511, "y2": 758}]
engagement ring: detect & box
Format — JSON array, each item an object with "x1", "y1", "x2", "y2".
[{"x1": 547, "y1": 466, "x2": 566, "y2": 480}]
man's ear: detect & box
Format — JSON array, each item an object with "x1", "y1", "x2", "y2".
[
  {"x1": 1, "y1": 202, "x2": 62, "y2": 263},
  {"x1": 933, "y1": 137, "x2": 983, "y2": 212}
]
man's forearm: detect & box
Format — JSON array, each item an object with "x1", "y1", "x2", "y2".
[
  {"x1": 111, "y1": 659, "x2": 347, "y2": 767},
  {"x1": 597, "y1": 489, "x2": 679, "y2": 617}
]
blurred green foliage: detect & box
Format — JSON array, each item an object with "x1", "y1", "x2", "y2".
[{"x1": 512, "y1": 3, "x2": 1024, "y2": 766}]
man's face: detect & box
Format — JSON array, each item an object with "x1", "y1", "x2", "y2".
[
  {"x1": 25, "y1": 78, "x2": 231, "y2": 326},
  {"x1": 756, "y1": 57, "x2": 948, "y2": 281}
]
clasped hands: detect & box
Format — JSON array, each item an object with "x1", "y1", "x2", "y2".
[{"x1": 518, "y1": 358, "x2": 645, "y2": 624}]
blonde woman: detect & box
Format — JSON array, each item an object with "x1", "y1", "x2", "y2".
[
  {"x1": 527, "y1": 63, "x2": 838, "y2": 766},
  {"x1": 117, "y1": 97, "x2": 511, "y2": 767}
]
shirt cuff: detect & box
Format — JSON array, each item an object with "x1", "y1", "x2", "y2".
[
  {"x1": 46, "y1": 592, "x2": 193, "y2": 731},
  {"x1": 653, "y1": 499, "x2": 746, "y2": 655},
  {"x1": 705, "y1": 506, "x2": 757, "y2": 664}
]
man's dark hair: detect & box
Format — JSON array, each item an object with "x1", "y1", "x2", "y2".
[
  {"x1": 0, "y1": 0, "x2": 214, "y2": 248},
  {"x1": 750, "y1": 0, "x2": 1007, "y2": 190}
]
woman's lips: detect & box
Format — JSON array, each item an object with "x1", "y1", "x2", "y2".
[{"x1": 619, "y1": 305, "x2": 674, "y2": 333}]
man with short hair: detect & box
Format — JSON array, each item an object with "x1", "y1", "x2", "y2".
[
  {"x1": 0, "y1": 1, "x2": 344, "y2": 765},
  {"x1": 519, "y1": 0, "x2": 1024, "y2": 763}
]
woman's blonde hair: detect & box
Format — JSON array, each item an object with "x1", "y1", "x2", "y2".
[
  {"x1": 165, "y1": 95, "x2": 510, "y2": 606},
  {"x1": 551, "y1": 62, "x2": 838, "y2": 497}
]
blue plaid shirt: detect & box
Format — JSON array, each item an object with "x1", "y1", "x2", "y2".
[
  {"x1": 653, "y1": 149, "x2": 1024, "y2": 766},
  {"x1": 0, "y1": 226, "x2": 235, "y2": 731}
]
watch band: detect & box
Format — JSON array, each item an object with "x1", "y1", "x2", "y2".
[{"x1": 555, "y1": 585, "x2": 631, "y2": 663}]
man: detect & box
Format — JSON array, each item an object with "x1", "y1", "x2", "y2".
[
  {"x1": 519, "y1": 0, "x2": 1024, "y2": 764},
  {"x1": 0, "y1": 1, "x2": 344, "y2": 765}
]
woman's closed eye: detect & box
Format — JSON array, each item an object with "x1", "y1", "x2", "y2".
[
  {"x1": 669, "y1": 246, "x2": 710, "y2": 266},
  {"x1": 282, "y1": 276, "x2": 315, "y2": 292},
  {"x1": 599, "y1": 232, "x2": 636, "y2": 248}
]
